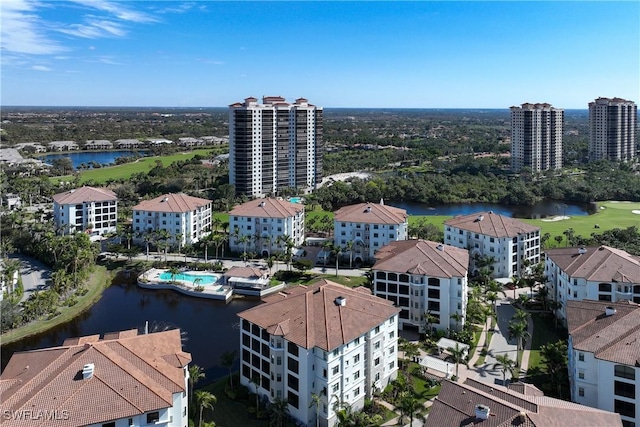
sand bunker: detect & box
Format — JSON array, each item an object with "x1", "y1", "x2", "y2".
[
  {"x1": 632, "y1": 210, "x2": 640, "y2": 215},
  {"x1": 541, "y1": 215, "x2": 571, "y2": 222}
]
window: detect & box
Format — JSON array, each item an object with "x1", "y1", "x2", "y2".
[
  {"x1": 147, "y1": 412, "x2": 160, "y2": 423},
  {"x1": 578, "y1": 387, "x2": 584, "y2": 397},
  {"x1": 332, "y1": 366, "x2": 339, "y2": 375},
  {"x1": 323, "y1": 369, "x2": 327, "y2": 378},
  {"x1": 354, "y1": 354, "x2": 360, "y2": 363},
  {"x1": 332, "y1": 383, "x2": 339, "y2": 393},
  {"x1": 389, "y1": 331, "x2": 395, "y2": 339},
  {"x1": 615, "y1": 365, "x2": 636, "y2": 380},
  {"x1": 389, "y1": 361, "x2": 395, "y2": 370},
  {"x1": 374, "y1": 341, "x2": 381, "y2": 350},
  {"x1": 375, "y1": 326, "x2": 380, "y2": 334},
  {"x1": 615, "y1": 381, "x2": 636, "y2": 399},
  {"x1": 578, "y1": 371, "x2": 585, "y2": 379},
  {"x1": 354, "y1": 370, "x2": 360, "y2": 380},
  {"x1": 614, "y1": 400, "x2": 635, "y2": 418},
  {"x1": 578, "y1": 353, "x2": 584, "y2": 362},
  {"x1": 374, "y1": 357, "x2": 380, "y2": 366},
  {"x1": 375, "y1": 372, "x2": 380, "y2": 381},
  {"x1": 621, "y1": 421, "x2": 635, "y2": 427},
  {"x1": 599, "y1": 283, "x2": 612, "y2": 292},
  {"x1": 102, "y1": 423, "x2": 115, "y2": 427},
  {"x1": 276, "y1": 356, "x2": 282, "y2": 365}
]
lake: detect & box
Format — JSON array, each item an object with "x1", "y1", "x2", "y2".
[
  {"x1": 392, "y1": 199, "x2": 592, "y2": 218},
  {"x1": 44, "y1": 150, "x2": 147, "y2": 169},
  {"x1": 0, "y1": 279, "x2": 260, "y2": 384}
]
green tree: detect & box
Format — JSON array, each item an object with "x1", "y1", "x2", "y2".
[
  {"x1": 309, "y1": 390, "x2": 325, "y2": 427},
  {"x1": 493, "y1": 353, "x2": 516, "y2": 385},
  {"x1": 540, "y1": 340, "x2": 568, "y2": 397},
  {"x1": 508, "y1": 320, "x2": 530, "y2": 367},
  {"x1": 188, "y1": 364, "x2": 206, "y2": 408},
  {"x1": 220, "y1": 350, "x2": 237, "y2": 389},
  {"x1": 447, "y1": 343, "x2": 467, "y2": 379},
  {"x1": 195, "y1": 390, "x2": 217, "y2": 427},
  {"x1": 268, "y1": 398, "x2": 290, "y2": 427}
]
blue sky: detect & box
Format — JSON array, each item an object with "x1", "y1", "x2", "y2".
[{"x1": 1, "y1": 1, "x2": 638, "y2": 108}]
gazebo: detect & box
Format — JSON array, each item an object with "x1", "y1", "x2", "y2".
[{"x1": 436, "y1": 337, "x2": 469, "y2": 358}]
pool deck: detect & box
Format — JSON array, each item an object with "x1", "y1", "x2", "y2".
[{"x1": 138, "y1": 268, "x2": 233, "y2": 302}]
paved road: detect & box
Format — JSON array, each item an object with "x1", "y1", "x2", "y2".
[{"x1": 10, "y1": 255, "x2": 52, "y2": 303}]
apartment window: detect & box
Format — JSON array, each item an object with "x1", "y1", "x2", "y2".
[
  {"x1": 323, "y1": 369, "x2": 327, "y2": 378},
  {"x1": 614, "y1": 400, "x2": 635, "y2": 418},
  {"x1": 147, "y1": 412, "x2": 160, "y2": 423},
  {"x1": 578, "y1": 371, "x2": 585, "y2": 379},
  {"x1": 276, "y1": 356, "x2": 282, "y2": 365},
  {"x1": 332, "y1": 366, "x2": 339, "y2": 375},
  {"x1": 599, "y1": 283, "x2": 612, "y2": 292},
  {"x1": 375, "y1": 372, "x2": 380, "y2": 381},
  {"x1": 374, "y1": 357, "x2": 380, "y2": 366},
  {"x1": 578, "y1": 387, "x2": 585, "y2": 397},
  {"x1": 102, "y1": 423, "x2": 115, "y2": 427},
  {"x1": 621, "y1": 421, "x2": 635, "y2": 427},
  {"x1": 578, "y1": 353, "x2": 584, "y2": 362},
  {"x1": 355, "y1": 337, "x2": 360, "y2": 344},
  {"x1": 354, "y1": 386, "x2": 360, "y2": 396},
  {"x1": 389, "y1": 331, "x2": 395, "y2": 339},
  {"x1": 374, "y1": 341, "x2": 381, "y2": 350},
  {"x1": 615, "y1": 365, "x2": 636, "y2": 380},
  {"x1": 615, "y1": 381, "x2": 636, "y2": 399},
  {"x1": 389, "y1": 361, "x2": 395, "y2": 370},
  {"x1": 354, "y1": 354, "x2": 360, "y2": 363},
  {"x1": 354, "y1": 370, "x2": 360, "y2": 380},
  {"x1": 375, "y1": 326, "x2": 380, "y2": 334},
  {"x1": 332, "y1": 383, "x2": 339, "y2": 393},
  {"x1": 333, "y1": 349, "x2": 340, "y2": 356}
]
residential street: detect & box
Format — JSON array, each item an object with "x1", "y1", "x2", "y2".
[{"x1": 10, "y1": 255, "x2": 51, "y2": 303}]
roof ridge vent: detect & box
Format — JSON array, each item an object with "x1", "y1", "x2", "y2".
[
  {"x1": 476, "y1": 215, "x2": 484, "y2": 222},
  {"x1": 365, "y1": 206, "x2": 372, "y2": 213},
  {"x1": 335, "y1": 296, "x2": 346, "y2": 306},
  {"x1": 605, "y1": 306, "x2": 617, "y2": 316},
  {"x1": 162, "y1": 196, "x2": 169, "y2": 202},
  {"x1": 82, "y1": 363, "x2": 95, "y2": 379},
  {"x1": 260, "y1": 201, "x2": 266, "y2": 207},
  {"x1": 436, "y1": 244, "x2": 444, "y2": 251},
  {"x1": 578, "y1": 247, "x2": 587, "y2": 255}
]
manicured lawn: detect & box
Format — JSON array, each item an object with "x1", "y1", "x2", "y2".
[
  {"x1": 50, "y1": 149, "x2": 214, "y2": 185},
  {"x1": 527, "y1": 312, "x2": 567, "y2": 372},
  {"x1": 201, "y1": 377, "x2": 269, "y2": 427}
]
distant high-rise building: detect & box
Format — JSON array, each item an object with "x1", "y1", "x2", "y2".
[
  {"x1": 588, "y1": 97, "x2": 637, "y2": 162},
  {"x1": 510, "y1": 103, "x2": 564, "y2": 173},
  {"x1": 229, "y1": 96, "x2": 323, "y2": 198}
]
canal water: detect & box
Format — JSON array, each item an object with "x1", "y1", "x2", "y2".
[{"x1": 0, "y1": 279, "x2": 260, "y2": 384}]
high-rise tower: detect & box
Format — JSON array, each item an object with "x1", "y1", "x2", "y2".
[
  {"x1": 510, "y1": 103, "x2": 564, "y2": 173},
  {"x1": 229, "y1": 96, "x2": 323, "y2": 198},
  {"x1": 588, "y1": 97, "x2": 637, "y2": 162}
]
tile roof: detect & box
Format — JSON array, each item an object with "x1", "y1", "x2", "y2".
[
  {"x1": 0, "y1": 329, "x2": 190, "y2": 427},
  {"x1": 566, "y1": 299, "x2": 640, "y2": 365},
  {"x1": 426, "y1": 378, "x2": 622, "y2": 427},
  {"x1": 334, "y1": 202, "x2": 407, "y2": 225},
  {"x1": 373, "y1": 239, "x2": 469, "y2": 278},
  {"x1": 223, "y1": 266, "x2": 266, "y2": 279},
  {"x1": 238, "y1": 280, "x2": 400, "y2": 352},
  {"x1": 444, "y1": 211, "x2": 539, "y2": 238},
  {"x1": 544, "y1": 246, "x2": 640, "y2": 283},
  {"x1": 132, "y1": 193, "x2": 211, "y2": 213},
  {"x1": 229, "y1": 198, "x2": 303, "y2": 218},
  {"x1": 52, "y1": 186, "x2": 117, "y2": 205}
]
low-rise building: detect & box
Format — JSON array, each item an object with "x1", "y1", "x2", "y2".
[
  {"x1": 544, "y1": 245, "x2": 640, "y2": 325},
  {"x1": 444, "y1": 211, "x2": 540, "y2": 278},
  {"x1": 14, "y1": 142, "x2": 47, "y2": 153},
  {"x1": 2, "y1": 193, "x2": 22, "y2": 210},
  {"x1": 333, "y1": 201, "x2": 408, "y2": 263},
  {"x1": 115, "y1": 139, "x2": 144, "y2": 149},
  {"x1": 0, "y1": 329, "x2": 191, "y2": 427},
  {"x1": 52, "y1": 186, "x2": 118, "y2": 238},
  {"x1": 238, "y1": 280, "x2": 400, "y2": 427},
  {"x1": 132, "y1": 193, "x2": 212, "y2": 247},
  {"x1": 84, "y1": 139, "x2": 113, "y2": 150},
  {"x1": 567, "y1": 300, "x2": 640, "y2": 427},
  {"x1": 372, "y1": 239, "x2": 469, "y2": 332},
  {"x1": 47, "y1": 140, "x2": 79, "y2": 151},
  {"x1": 427, "y1": 378, "x2": 622, "y2": 426},
  {"x1": 229, "y1": 198, "x2": 304, "y2": 257}
]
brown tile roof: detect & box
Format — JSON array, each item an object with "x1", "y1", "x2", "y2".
[
  {"x1": 238, "y1": 280, "x2": 400, "y2": 351},
  {"x1": 132, "y1": 193, "x2": 211, "y2": 213},
  {"x1": 544, "y1": 246, "x2": 640, "y2": 283},
  {"x1": 0, "y1": 329, "x2": 190, "y2": 427},
  {"x1": 334, "y1": 202, "x2": 407, "y2": 225},
  {"x1": 223, "y1": 266, "x2": 266, "y2": 279},
  {"x1": 373, "y1": 239, "x2": 469, "y2": 278},
  {"x1": 445, "y1": 211, "x2": 539, "y2": 238},
  {"x1": 52, "y1": 186, "x2": 117, "y2": 205},
  {"x1": 566, "y1": 299, "x2": 640, "y2": 365},
  {"x1": 426, "y1": 378, "x2": 622, "y2": 427},
  {"x1": 229, "y1": 197, "x2": 303, "y2": 218}
]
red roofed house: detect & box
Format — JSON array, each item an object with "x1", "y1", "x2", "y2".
[
  {"x1": 566, "y1": 299, "x2": 640, "y2": 426},
  {"x1": 333, "y1": 201, "x2": 408, "y2": 264},
  {"x1": 0, "y1": 329, "x2": 191, "y2": 427},
  {"x1": 444, "y1": 211, "x2": 540, "y2": 278},
  {"x1": 52, "y1": 186, "x2": 118, "y2": 239},
  {"x1": 132, "y1": 193, "x2": 212, "y2": 247},
  {"x1": 373, "y1": 239, "x2": 469, "y2": 333},
  {"x1": 237, "y1": 280, "x2": 400, "y2": 427}
]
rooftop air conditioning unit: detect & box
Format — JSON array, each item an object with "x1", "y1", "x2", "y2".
[
  {"x1": 82, "y1": 363, "x2": 95, "y2": 379},
  {"x1": 475, "y1": 404, "x2": 490, "y2": 420}
]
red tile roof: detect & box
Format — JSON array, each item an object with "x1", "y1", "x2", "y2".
[
  {"x1": 445, "y1": 211, "x2": 539, "y2": 238},
  {"x1": 545, "y1": 246, "x2": 640, "y2": 283},
  {"x1": 334, "y1": 202, "x2": 407, "y2": 225},
  {"x1": 373, "y1": 240, "x2": 468, "y2": 278},
  {"x1": 52, "y1": 186, "x2": 117, "y2": 205},
  {"x1": 229, "y1": 197, "x2": 303, "y2": 218},
  {"x1": 238, "y1": 280, "x2": 400, "y2": 351},
  {"x1": 566, "y1": 299, "x2": 640, "y2": 365},
  {"x1": 0, "y1": 329, "x2": 190, "y2": 427},
  {"x1": 132, "y1": 193, "x2": 211, "y2": 213}
]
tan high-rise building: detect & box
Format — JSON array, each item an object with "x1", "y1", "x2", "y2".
[
  {"x1": 510, "y1": 103, "x2": 564, "y2": 173},
  {"x1": 589, "y1": 97, "x2": 637, "y2": 162},
  {"x1": 229, "y1": 96, "x2": 323, "y2": 198}
]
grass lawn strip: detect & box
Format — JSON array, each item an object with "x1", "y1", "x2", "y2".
[{"x1": 202, "y1": 377, "x2": 269, "y2": 427}]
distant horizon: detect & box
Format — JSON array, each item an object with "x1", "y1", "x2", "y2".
[
  {"x1": 2, "y1": 1, "x2": 637, "y2": 108},
  {"x1": 1, "y1": 105, "x2": 598, "y2": 111}
]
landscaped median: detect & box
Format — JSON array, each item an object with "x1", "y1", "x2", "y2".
[{"x1": 0, "y1": 265, "x2": 112, "y2": 346}]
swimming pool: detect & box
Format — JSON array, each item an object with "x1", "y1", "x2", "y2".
[
  {"x1": 159, "y1": 271, "x2": 219, "y2": 285},
  {"x1": 289, "y1": 197, "x2": 304, "y2": 204}
]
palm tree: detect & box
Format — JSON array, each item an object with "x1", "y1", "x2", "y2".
[
  {"x1": 447, "y1": 343, "x2": 467, "y2": 379},
  {"x1": 486, "y1": 291, "x2": 498, "y2": 314},
  {"x1": 249, "y1": 376, "x2": 261, "y2": 410},
  {"x1": 268, "y1": 398, "x2": 290, "y2": 427},
  {"x1": 309, "y1": 390, "x2": 325, "y2": 427},
  {"x1": 513, "y1": 308, "x2": 530, "y2": 324},
  {"x1": 540, "y1": 340, "x2": 568, "y2": 397},
  {"x1": 193, "y1": 277, "x2": 203, "y2": 289},
  {"x1": 450, "y1": 312, "x2": 463, "y2": 331},
  {"x1": 400, "y1": 340, "x2": 420, "y2": 371},
  {"x1": 195, "y1": 390, "x2": 217, "y2": 427},
  {"x1": 493, "y1": 353, "x2": 516, "y2": 385},
  {"x1": 188, "y1": 364, "x2": 206, "y2": 407},
  {"x1": 321, "y1": 240, "x2": 333, "y2": 266},
  {"x1": 220, "y1": 350, "x2": 237, "y2": 389},
  {"x1": 332, "y1": 244, "x2": 342, "y2": 277},
  {"x1": 398, "y1": 394, "x2": 426, "y2": 427},
  {"x1": 212, "y1": 233, "x2": 225, "y2": 261},
  {"x1": 266, "y1": 256, "x2": 276, "y2": 276},
  {"x1": 422, "y1": 310, "x2": 439, "y2": 336},
  {"x1": 238, "y1": 235, "x2": 250, "y2": 262},
  {"x1": 168, "y1": 265, "x2": 180, "y2": 283},
  {"x1": 345, "y1": 240, "x2": 354, "y2": 269},
  {"x1": 508, "y1": 320, "x2": 530, "y2": 367}
]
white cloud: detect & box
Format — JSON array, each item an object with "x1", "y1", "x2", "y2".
[
  {"x1": 32, "y1": 65, "x2": 52, "y2": 71},
  {"x1": 57, "y1": 19, "x2": 126, "y2": 38},
  {"x1": 0, "y1": 0, "x2": 66, "y2": 54},
  {"x1": 154, "y1": 2, "x2": 197, "y2": 14},
  {"x1": 69, "y1": 0, "x2": 158, "y2": 23},
  {"x1": 197, "y1": 58, "x2": 225, "y2": 65}
]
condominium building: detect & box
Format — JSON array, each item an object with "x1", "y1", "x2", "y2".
[
  {"x1": 237, "y1": 280, "x2": 400, "y2": 427},
  {"x1": 589, "y1": 97, "x2": 637, "y2": 162},
  {"x1": 510, "y1": 102, "x2": 563, "y2": 172},
  {"x1": 0, "y1": 329, "x2": 191, "y2": 427},
  {"x1": 229, "y1": 96, "x2": 323, "y2": 198},
  {"x1": 567, "y1": 300, "x2": 640, "y2": 427},
  {"x1": 444, "y1": 211, "x2": 540, "y2": 278},
  {"x1": 229, "y1": 198, "x2": 305, "y2": 257},
  {"x1": 544, "y1": 245, "x2": 640, "y2": 325},
  {"x1": 132, "y1": 193, "x2": 212, "y2": 247},
  {"x1": 333, "y1": 201, "x2": 408, "y2": 263},
  {"x1": 372, "y1": 240, "x2": 469, "y2": 333},
  {"x1": 52, "y1": 186, "x2": 118, "y2": 239}
]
